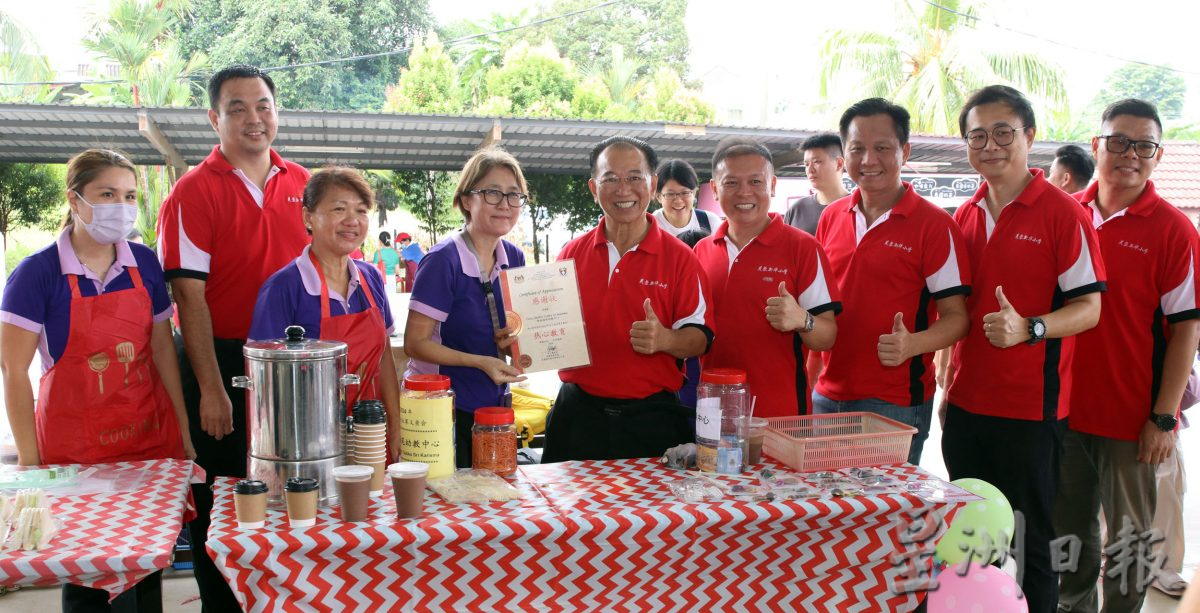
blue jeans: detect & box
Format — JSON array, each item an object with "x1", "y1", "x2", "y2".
[{"x1": 811, "y1": 391, "x2": 932, "y2": 465}]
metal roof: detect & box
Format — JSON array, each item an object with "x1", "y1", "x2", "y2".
[{"x1": 0, "y1": 102, "x2": 1062, "y2": 177}]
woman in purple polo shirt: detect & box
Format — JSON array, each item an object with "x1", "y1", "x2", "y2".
[
  {"x1": 249, "y1": 166, "x2": 401, "y2": 456},
  {"x1": 0, "y1": 148, "x2": 193, "y2": 611},
  {"x1": 404, "y1": 147, "x2": 528, "y2": 468}
]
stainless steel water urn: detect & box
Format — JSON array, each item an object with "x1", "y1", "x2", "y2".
[{"x1": 234, "y1": 326, "x2": 358, "y2": 507}]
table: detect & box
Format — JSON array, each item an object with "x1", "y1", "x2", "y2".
[
  {"x1": 0, "y1": 458, "x2": 200, "y2": 600},
  {"x1": 208, "y1": 460, "x2": 957, "y2": 612}
]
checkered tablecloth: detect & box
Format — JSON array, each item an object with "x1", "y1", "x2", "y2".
[
  {"x1": 0, "y1": 458, "x2": 199, "y2": 600},
  {"x1": 208, "y1": 459, "x2": 955, "y2": 612}
]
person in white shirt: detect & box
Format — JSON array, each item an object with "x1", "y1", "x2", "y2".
[{"x1": 651, "y1": 159, "x2": 722, "y2": 237}]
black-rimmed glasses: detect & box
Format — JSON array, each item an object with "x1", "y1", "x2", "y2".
[
  {"x1": 1098, "y1": 135, "x2": 1161, "y2": 158},
  {"x1": 966, "y1": 125, "x2": 1025, "y2": 150},
  {"x1": 465, "y1": 189, "x2": 528, "y2": 207}
]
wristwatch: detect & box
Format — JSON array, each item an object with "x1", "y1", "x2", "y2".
[
  {"x1": 1150, "y1": 413, "x2": 1179, "y2": 432},
  {"x1": 1026, "y1": 317, "x2": 1046, "y2": 345},
  {"x1": 801, "y1": 311, "x2": 815, "y2": 333}
]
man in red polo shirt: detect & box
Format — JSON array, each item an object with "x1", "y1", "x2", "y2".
[
  {"x1": 544, "y1": 136, "x2": 713, "y2": 462},
  {"x1": 943, "y1": 85, "x2": 1105, "y2": 613},
  {"x1": 1054, "y1": 99, "x2": 1200, "y2": 612},
  {"x1": 157, "y1": 65, "x2": 309, "y2": 611},
  {"x1": 813, "y1": 98, "x2": 970, "y2": 465},
  {"x1": 694, "y1": 137, "x2": 840, "y2": 419}
]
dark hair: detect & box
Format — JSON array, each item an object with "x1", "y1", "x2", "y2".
[
  {"x1": 63, "y1": 148, "x2": 138, "y2": 229},
  {"x1": 378, "y1": 231, "x2": 391, "y2": 247},
  {"x1": 801, "y1": 132, "x2": 844, "y2": 157},
  {"x1": 1053, "y1": 145, "x2": 1094, "y2": 189},
  {"x1": 589, "y1": 136, "x2": 658, "y2": 176},
  {"x1": 712, "y1": 136, "x2": 773, "y2": 173},
  {"x1": 958, "y1": 85, "x2": 1036, "y2": 137},
  {"x1": 303, "y1": 166, "x2": 375, "y2": 223},
  {"x1": 208, "y1": 64, "x2": 277, "y2": 110},
  {"x1": 839, "y1": 98, "x2": 911, "y2": 145},
  {"x1": 1101, "y1": 98, "x2": 1163, "y2": 135},
  {"x1": 654, "y1": 159, "x2": 700, "y2": 193},
  {"x1": 676, "y1": 229, "x2": 710, "y2": 248}
]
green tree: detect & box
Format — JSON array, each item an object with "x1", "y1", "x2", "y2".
[
  {"x1": 0, "y1": 163, "x2": 62, "y2": 252},
  {"x1": 1094, "y1": 63, "x2": 1186, "y2": 121},
  {"x1": 635, "y1": 67, "x2": 714, "y2": 124},
  {"x1": 483, "y1": 41, "x2": 576, "y2": 118},
  {"x1": 818, "y1": 0, "x2": 1066, "y2": 135},
  {"x1": 0, "y1": 11, "x2": 59, "y2": 103},
  {"x1": 524, "y1": 174, "x2": 596, "y2": 263},
  {"x1": 383, "y1": 33, "x2": 463, "y2": 114},
  {"x1": 443, "y1": 11, "x2": 530, "y2": 107},
  {"x1": 176, "y1": 0, "x2": 432, "y2": 111},
  {"x1": 79, "y1": 0, "x2": 202, "y2": 107},
  {"x1": 393, "y1": 170, "x2": 459, "y2": 244}
]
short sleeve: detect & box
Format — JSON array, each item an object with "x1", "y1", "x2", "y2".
[
  {"x1": 409, "y1": 248, "x2": 457, "y2": 323},
  {"x1": 667, "y1": 249, "x2": 713, "y2": 333},
  {"x1": 157, "y1": 187, "x2": 213, "y2": 279},
  {"x1": 1057, "y1": 209, "x2": 1107, "y2": 298},
  {"x1": 798, "y1": 244, "x2": 841, "y2": 316},
  {"x1": 923, "y1": 221, "x2": 972, "y2": 299},
  {"x1": 248, "y1": 267, "x2": 300, "y2": 341},
  {"x1": 0, "y1": 254, "x2": 52, "y2": 333},
  {"x1": 1160, "y1": 224, "x2": 1200, "y2": 323}
]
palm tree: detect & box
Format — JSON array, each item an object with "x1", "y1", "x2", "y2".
[
  {"x1": 817, "y1": 0, "x2": 1065, "y2": 135},
  {"x1": 587, "y1": 44, "x2": 646, "y2": 112},
  {"x1": 0, "y1": 11, "x2": 60, "y2": 103},
  {"x1": 450, "y1": 11, "x2": 529, "y2": 107}
]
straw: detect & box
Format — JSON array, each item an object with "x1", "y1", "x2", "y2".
[{"x1": 749, "y1": 396, "x2": 757, "y2": 419}]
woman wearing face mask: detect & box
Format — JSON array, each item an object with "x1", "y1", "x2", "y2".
[{"x1": 0, "y1": 149, "x2": 194, "y2": 610}]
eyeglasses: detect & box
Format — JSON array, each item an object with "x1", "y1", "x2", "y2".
[
  {"x1": 660, "y1": 190, "x2": 694, "y2": 201},
  {"x1": 966, "y1": 125, "x2": 1025, "y2": 150},
  {"x1": 465, "y1": 189, "x2": 528, "y2": 207},
  {"x1": 597, "y1": 175, "x2": 648, "y2": 188},
  {"x1": 1098, "y1": 135, "x2": 1161, "y2": 159}
]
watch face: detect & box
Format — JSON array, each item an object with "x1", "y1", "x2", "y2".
[{"x1": 1033, "y1": 321, "x2": 1046, "y2": 337}]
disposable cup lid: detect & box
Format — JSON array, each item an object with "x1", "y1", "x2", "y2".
[
  {"x1": 749, "y1": 417, "x2": 769, "y2": 428},
  {"x1": 234, "y1": 479, "x2": 268, "y2": 495},
  {"x1": 332, "y1": 465, "x2": 373, "y2": 479},
  {"x1": 387, "y1": 462, "x2": 429, "y2": 477}
]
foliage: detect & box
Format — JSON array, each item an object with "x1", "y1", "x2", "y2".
[
  {"x1": 443, "y1": 11, "x2": 530, "y2": 107},
  {"x1": 0, "y1": 163, "x2": 63, "y2": 252},
  {"x1": 383, "y1": 33, "x2": 464, "y2": 114},
  {"x1": 483, "y1": 41, "x2": 576, "y2": 117},
  {"x1": 364, "y1": 170, "x2": 402, "y2": 227},
  {"x1": 817, "y1": 0, "x2": 1066, "y2": 136},
  {"x1": 176, "y1": 0, "x2": 432, "y2": 111},
  {"x1": 524, "y1": 174, "x2": 595, "y2": 262},
  {"x1": 0, "y1": 11, "x2": 60, "y2": 103},
  {"x1": 1093, "y1": 63, "x2": 1186, "y2": 121},
  {"x1": 392, "y1": 170, "x2": 459, "y2": 244}
]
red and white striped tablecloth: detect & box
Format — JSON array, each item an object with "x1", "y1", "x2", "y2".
[
  {"x1": 207, "y1": 460, "x2": 954, "y2": 612},
  {"x1": 0, "y1": 458, "x2": 199, "y2": 600}
]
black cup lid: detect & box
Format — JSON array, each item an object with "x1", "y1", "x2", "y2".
[
  {"x1": 284, "y1": 477, "x2": 319, "y2": 492},
  {"x1": 353, "y1": 400, "x2": 386, "y2": 424},
  {"x1": 234, "y1": 479, "x2": 268, "y2": 495}
]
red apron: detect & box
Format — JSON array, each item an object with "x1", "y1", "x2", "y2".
[
  {"x1": 35, "y1": 267, "x2": 185, "y2": 464},
  {"x1": 310, "y1": 251, "x2": 387, "y2": 412}
]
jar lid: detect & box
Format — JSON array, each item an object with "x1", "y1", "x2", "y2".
[
  {"x1": 386, "y1": 462, "x2": 429, "y2": 477},
  {"x1": 404, "y1": 374, "x2": 451, "y2": 391},
  {"x1": 243, "y1": 325, "x2": 348, "y2": 360},
  {"x1": 284, "y1": 477, "x2": 319, "y2": 492},
  {"x1": 234, "y1": 479, "x2": 268, "y2": 495},
  {"x1": 700, "y1": 368, "x2": 747, "y2": 385},
  {"x1": 474, "y1": 406, "x2": 514, "y2": 425}
]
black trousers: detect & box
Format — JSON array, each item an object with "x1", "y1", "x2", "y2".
[
  {"x1": 62, "y1": 570, "x2": 162, "y2": 613},
  {"x1": 941, "y1": 404, "x2": 1066, "y2": 613},
  {"x1": 176, "y1": 334, "x2": 246, "y2": 613},
  {"x1": 542, "y1": 383, "x2": 691, "y2": 463}
]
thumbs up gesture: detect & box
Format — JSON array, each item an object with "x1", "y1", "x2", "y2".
[
  {"x1": 766, "y1": 281, "x2": 810, "y2": 332},
  {"x1": 631, "y1": 298, "x2": 668, "y2": 355},
  {"x1": 982, "y1": 286, "x2": 1026, "y2": 348},
  {"x1": 877, "y1": 312, "x2": 914, "y2": 367}
]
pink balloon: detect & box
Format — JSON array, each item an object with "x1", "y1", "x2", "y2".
[{"x1": 928, "y1": 564, "x2": 1028, "y2": 613}]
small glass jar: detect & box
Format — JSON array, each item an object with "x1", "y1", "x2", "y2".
[{"x1": 471, "y1": 407, "x2": 518, "y2": 476}]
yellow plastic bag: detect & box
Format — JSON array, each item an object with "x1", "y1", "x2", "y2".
[{"x1": 511, "y1": 387, "x2": 552, "y2": 447}]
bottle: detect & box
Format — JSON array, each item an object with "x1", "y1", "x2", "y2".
[
  {"x1": 471, "y1": 407, "x2": 518, "y2": 476},
  {"x1": 695, "y1": 368, "x2": 750, "y2": 474},
  {"x1": 399, "y1": 374, "x2": 456, "y2": 478}
]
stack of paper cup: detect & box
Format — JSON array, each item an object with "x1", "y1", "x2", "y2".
[{"x1": 353, "y1": 400, "x2": 388, "y2": 496}]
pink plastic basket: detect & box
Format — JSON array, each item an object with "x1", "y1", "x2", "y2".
[{"x1": 763, "y1": 412, "x2": 916, "y2": 472}]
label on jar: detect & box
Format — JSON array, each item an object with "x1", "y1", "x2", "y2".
[
  {"x1": 399, "y1": 396, "x2": 455, "y2": 479},
  {"x1": 696, "y1": 398, "x2": 721, "y2": 441}
]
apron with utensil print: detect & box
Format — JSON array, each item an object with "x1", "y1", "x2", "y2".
[{"x1": 35, "y1": 266, "x2": 185, "y2": 464}]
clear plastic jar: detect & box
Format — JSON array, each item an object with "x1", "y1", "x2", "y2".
[
  {"x1": 472, "y1": 407, "x2": 518, "y2": 476},
  {"x1": 400, "y1": 374, "x2": 456, "y2": 479},
  {"x1": 695, "y1": 368, "x2": 750, "y2": 474}
]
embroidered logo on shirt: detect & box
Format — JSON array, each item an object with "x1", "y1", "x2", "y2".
[
  {"x1": 884, "y1": 240, "x2": 913, "y2": 253},
  {"x1": 639, "y1": 278, "x2": 669, "y2": 290},
  {"x1": 1014, "y1": 233, "x2": 1043, "y2": 245},
  {"x1": 1118, "y1": 240, "x2": 1149, "y2": 255},
  {"x1": 757, "y1": 265, "x2": 789, "y2": 274},
  {"x1": 287, "y1": 195, "x2": 302, "y2": 204}
]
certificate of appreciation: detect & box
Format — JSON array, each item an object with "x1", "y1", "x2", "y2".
[{"x1": 499, "y1": 260, "x2": 590, "y2": 374}]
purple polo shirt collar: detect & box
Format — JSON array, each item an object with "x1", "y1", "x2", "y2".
[
  {"x1": 294, "y1": 244, "x2": 362, "y2": 308},
  {"x1": 450, "y1": 231, "x2": 512, "y2": 279},
  {"x1": 56, "y1": 226, "x2": 138, "y2": 292}
]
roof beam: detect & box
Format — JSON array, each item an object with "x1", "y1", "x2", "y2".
[
  {"x1": 138, "y1": 110, "x2": 188, "y2": 175},
  {"x1": 480, "y1": 119, "x2": 502, "y2": 149}
]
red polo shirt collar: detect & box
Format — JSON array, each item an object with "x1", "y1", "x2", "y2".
[
  {"x1": 1078, "y1": 179, "x2": 1162, "y2": 218},
  {"x1": 586, "y1": 213, "x2": 664, "y2": 254},
  {"x1": 204, "y1": 145, "x2": 289, "y2": 175}
]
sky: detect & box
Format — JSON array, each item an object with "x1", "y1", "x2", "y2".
[{"x1": 4, "y1": 0, "x2": 1200, "y2": 131}]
